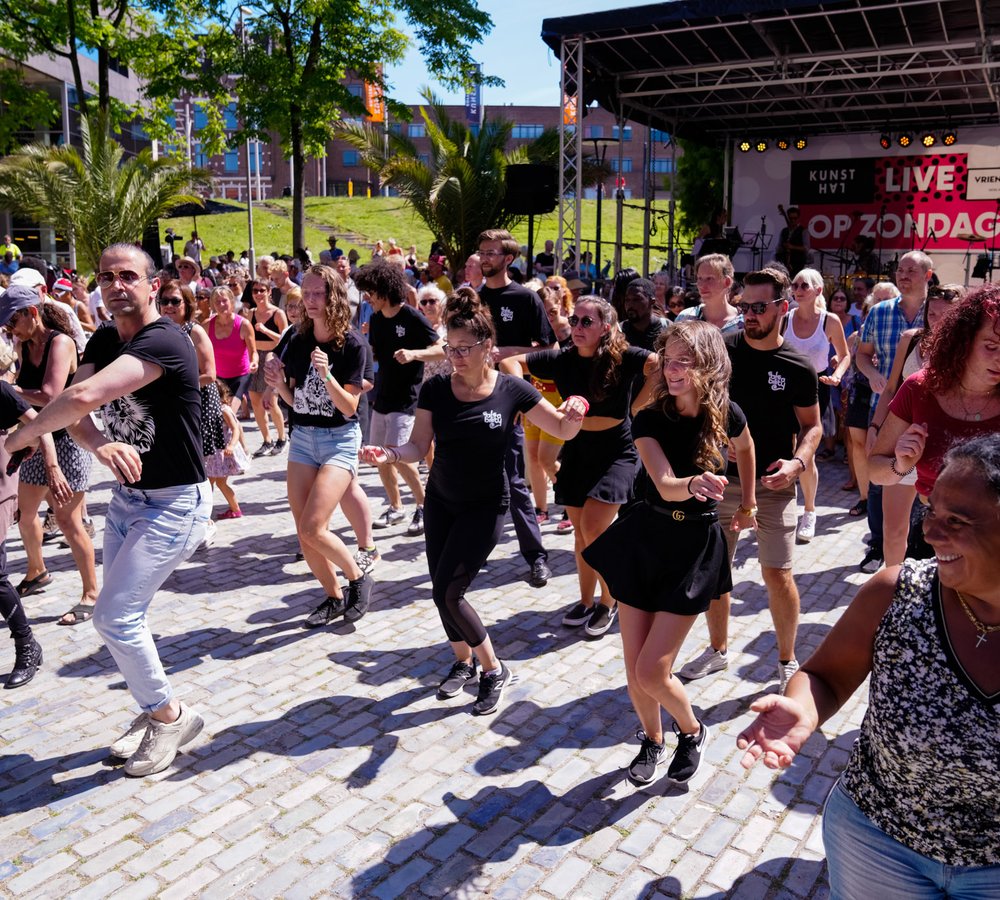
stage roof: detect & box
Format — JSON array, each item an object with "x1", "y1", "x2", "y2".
[{"x1": 540, "y1": 0, "x2": 1000, "y2": 141}]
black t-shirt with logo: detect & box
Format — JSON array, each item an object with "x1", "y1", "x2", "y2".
[
  {"x1": 479, "y1": 282, "x2": 555, "y2": 350},
  {"x1": 282, "y1": 328, "x2": 367, "y2": 428},
  {"x1": 81, "y1": 319, "x2": 205, "y2": 489},
  {"x1": 724, "y1": 331, "x2": 818, "y2": 479},
  {"x1": 368, "y1": 304, "x2": 439, "y2": 414},
  {"x1": 419, "y1": 373, "x2": 540, "y2": 506}
]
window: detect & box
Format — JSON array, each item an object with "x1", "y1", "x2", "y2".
[
  {"x1": 224, "y1": 149, "x2": 239, "y2": 173},
  {"x1": 389, "y1": 122, "x2": 403, "y2": 135},
  {"x1": 193, "y1": 143, "x2": 208, "y2": 168},
  {"x1": 650, "y1": 128, "x2": 671, "y2": 143},
  {"x1": 611, "y1": 158, "x2": 633, "y2": 173},
  {"x1": 343, "y1": 150, "x2": 360, "y2": 167},
  {"x1": 587, "y1": 125, "x2": 604, "y2": 139},
  {"x1": 224, "y1": 103, "x2": 239, "y2": 131},
  {"x1": 511, "y1": 124, "x2": 543, "y2": 139},
  {"x1": 193, "y1": 106, "x2": 208, "y2": 131},
  {"x1": 649, "y1": 158, "x2": 673, "y2": 174},
  {"x1": 347, "y1": 84, "x2": 363, "y2": 97},
  {"x1": 612, "y1": 125, "x2": 633, "y2": 142},
  {"x1": 409, "y1": 122, "x2": 426, "y2": 138}
]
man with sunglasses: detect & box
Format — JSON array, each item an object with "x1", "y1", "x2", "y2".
[
  {"x1": 678, "y1": 267, "x2": 821, "y2": 695},
  {"x1": 6, "y1": 242, "x2": 211, "y2": 777}
]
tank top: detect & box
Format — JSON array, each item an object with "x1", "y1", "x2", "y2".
[
  {"x1": 900, "y1": 337, "x2": 925, "y2": 380},
  {"x1": 16, "y1": 333, "x2": 76, "y2": 439},
  {"x1": 209, "y1": 314, "x2": 250, "y2": 378},
  {"x1": 253, "y1": 309, "x2": 278, "y2": 347},
  {"x1": 783, "y1": 309, "x2": 830, "y2": 374}
]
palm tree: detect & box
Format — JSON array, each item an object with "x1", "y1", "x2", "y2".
[
  {"x1": 337, "y1": 90, "x2": 557, "y2": 267},
  {"x1": 0, "y1": 112, "x2": 210, "y2": 273}
]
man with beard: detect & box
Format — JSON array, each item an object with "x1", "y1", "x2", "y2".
[
  {"x1": 677, "y1": 267, "x2": 821, "y2": 695},
  {"x1": 621, "y1": 278, "x2": 667, "y2": 351}
]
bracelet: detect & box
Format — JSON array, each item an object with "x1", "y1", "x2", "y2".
[
  {"x1": 324, "y1": 371, "x2": 333, "y2": 384},
  {"x1": 737, "y1": 503, "x2": 758, "y2": 517},
  {"x1": 890, "y1": 457, "x2": 915, "y2": 477},
  {"x1": 792, "y1": 455, "x2": 807, "y2": 473},
  {"x1": 686, "y1": 476, "x2": 696, "y2": 496}
]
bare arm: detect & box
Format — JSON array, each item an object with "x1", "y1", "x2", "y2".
[
  {"x1": 635, "y1": 435, "x2": 728, "y2": 504},
  {"x1": 394, "y1": 339, "x2": 445, "y2": 364},
  {"x1": 522, "y1": 396, "x2": 586, "y2": 441},
  {"x1": 240, "y1": 319, "x2": 259, "y2": 372},
  {"x1": 361, "y1": 407, "x2": 434, "y2": 463},
  {"x1": 729, "y1": 423, "x2": 758, "y2": 532},
  {"x1": 189, "y1": 323, "x2": 217, "y2": 386},
  {"x1": 869, "y1": 411, "x2": 927, "y2": 485},
  {"x1": 760, "y1": 401, "x2": 822, "y2": 492},
  {"x1": 869, "y1": 331, "x2": 917, "y2": 435},
  {"x1": 855, "y1": 338, "x2": 887, "y2": 394},
  {"x1": 630, "y1": 354, "x2": 660, "y2": 416},
  {"x1": 17, "y1": 333, "x2": 76, "y2": 408},
  {"x1": 820, "y1": 315, "x2": 851, "y2": 386}
]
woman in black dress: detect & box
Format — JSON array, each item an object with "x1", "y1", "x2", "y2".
[
  {"x1": 361, "y1": 289, "x2": 587, "y2": 716},
  {"x1": 585, "y1": 320, "x2": 756, "y2": 786}
]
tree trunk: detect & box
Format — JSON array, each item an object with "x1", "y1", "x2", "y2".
[{"x1": 290, "y1": 104, "x2": 304, "y2": 252}]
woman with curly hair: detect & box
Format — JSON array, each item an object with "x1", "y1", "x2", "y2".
[
  {"x1": 585, "y1": 320, "x2": 756, "y2": 785},
  {"x1": 264, "y1": 265, "x2": 374, "y2": 627},
  {"x1": 509, "y1": 296, "x2": 659, "y2": 637},
  {"x1": 870, "y1": 283, "x2": 1000, "y2": 527}
]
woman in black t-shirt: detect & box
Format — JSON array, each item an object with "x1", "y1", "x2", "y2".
[
  {"x1": 584, "y1": 320, "x2": 757, "y2": 786},
  {"x1": 361, "y1": 289, "x2": 587, "y2": 716},
  {"x1": 509, "y1": 296, "x2": 659, "y2": 640},
  {"x1": 265, "y1": 265, "x2": 374, "y2": 628}
]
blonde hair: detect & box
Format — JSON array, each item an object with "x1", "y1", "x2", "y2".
[{"x1": 870, "y1": 282, "x2": 899, "y2": 303}]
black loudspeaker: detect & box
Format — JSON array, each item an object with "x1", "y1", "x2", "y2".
[
  {"x1": 504, "y1": 164, "x2": 558, "y2": 215},
  {"x1": 142, "y1": 221, "x2": 164, "y2": 269}
]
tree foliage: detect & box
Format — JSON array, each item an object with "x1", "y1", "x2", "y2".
[
  {"x1": 670, "y1": 138, "x2": 725, "y2": 235},
  {"x1": 0, "y1": 112, "x2": 209, "y2": 273}
]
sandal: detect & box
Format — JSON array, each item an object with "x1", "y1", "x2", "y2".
[
  {"x1": 16, "y1": 572, "x2": 51, "y2": 597},
  {"x1": 848, "y1": 499, "x2": 868, "y2": 518},
  {"x1": 556, "y1": 518, "x2": 574, "y2": 534},
  {"x1": 218, "y1": 509, "x2": 243, "y2": 520},
  {"x1": 59, "y1": 603, "x2": 95, "y2": 626}
]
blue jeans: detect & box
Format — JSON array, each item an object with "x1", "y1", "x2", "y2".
[
  {"x1": 823, "y1": 780, "x2": 1000, "y2": 899},
  {"x1": 92, "y1": 482, "x2": 211, "y2": 713}
]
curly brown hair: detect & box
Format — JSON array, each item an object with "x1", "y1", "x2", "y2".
[
  {"x1": 298, "y1": 265, "x2": 350, "y2": 349},
  {"x1": 571, "y1": 296, "x2": 630, "y2": 402},
  {"x1": 923, "y1": 283, "x2": 1000, "y2": 394},
  {"x1": 651, "y1": 321, "x2": 732, "y2": 473}
]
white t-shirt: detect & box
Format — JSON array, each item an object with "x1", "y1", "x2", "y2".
[
  {"x1": 183, "y1": 239, "x2": 204, "y2": 264},
  {"x1": 88, "y1": 288, "x2": 108, "y2": 324}
]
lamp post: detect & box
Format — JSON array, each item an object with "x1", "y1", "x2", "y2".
[
  {"x1": 238, "y1": 6, "x2": 256, "y2": 273},
  {"x1": 589, "y1": 137, "x2": 619, "y2": 288}
]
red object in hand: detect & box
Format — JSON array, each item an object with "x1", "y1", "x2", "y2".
[{"x1": 566, "y1": 395, "x2": 590, "y2": 415}]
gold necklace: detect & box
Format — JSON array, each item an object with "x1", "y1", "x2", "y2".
[{"x1": 956, "y1": 590, "x2": 1000, "y2": 648}]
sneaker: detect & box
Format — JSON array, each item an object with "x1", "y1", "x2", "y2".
[
  {"x1": 858, "y1": 545, "x2": 883, "y2": 573},
  {"x1": 269, "y1": 439, "x2": 287, "y2": 456},
  {"x1": 304, "y1": 596, "x2": 345, "y2": 628},
  {"x1": 584, "y1": 602, "x2": 618, "y2": 637},
  {"x1": 796, "y1": 510, "x2": 816, "y2": 543},
  {"x1": 627, "y1": 730, "x2": 665, "y2": 784},
  {"x1": 562, "y1": 602, "x2": 593, "y2": 627},
  {"x1": 667, "y1": 720, "x2": 710, "y2": 783},
  {"x1": 344, "y1": 573, "x2": 373, "y2": 623},
  {"x1": 200, "y1": 520, "x2": 217, "y2": 551},
  {"x1": 472, "y1": 662, "x2": 512, "y2": 716},
  {"x1": 252, "y1": 441, "x2": 274, "y2": 458},
  {"x1": 82, "y1": 517, "x2": 96, "y2": 539},
  {"x1": 372, "y1": 507, "x2": 405, "y2": 529},
  {"x1": 438, "y1": 658, "x2": 479, "y2": 698},
  {"x1": 778, "y1": 659, "x2": 800, "y2": 695},
  {"x1": 406, "y1": 507, "x2": 424, "y2": 536},
  {"x1": 677, "y1": 647, "x2": 729, "y2": 681},
  {"x1": 529, "y1": 558, "x2": 551, "y2": 588},
  {"x1": 535, "y1": 508, "x2": 550, "y2": 526},
  {"x1": 354, "y1": 546, "x2": 380, "y2": 574},
  {"x1": 41, "y1": 509, "x2": 62, "y2": 544},
  {"x1": 124, "y1": 705, "x2": 204, "y2": 777},
  {"x1": 110, "y1": 713, "x2": 151, "y2": 758}
]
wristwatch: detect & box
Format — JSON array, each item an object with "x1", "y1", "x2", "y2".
[{"x1": 737, "y1": 503, "x2": 758, "y2": 517}]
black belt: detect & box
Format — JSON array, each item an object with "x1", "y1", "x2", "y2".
[{"x1": 643, "y1": 501, "x2": 718, "y2": 523}]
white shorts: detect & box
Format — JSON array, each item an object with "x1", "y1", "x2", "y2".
[{"x1": 370, "y1": 411, "x2": 415, "y2": 447}]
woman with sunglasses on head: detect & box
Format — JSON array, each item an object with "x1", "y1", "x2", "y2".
[
  {"x1": 206, "y1": 286, "x2": 258, "y2": 416},
  {"x1": 585, "y1": 320, "x2": 756, "y2": 785},
  {"x1": 508, "y1": 296, "x2": 659, "y2": 638},
  {"x1": 783, "y1": 269, "x2": 851, "y2": 543},
  {"x1": 361, "y1": 288, "x2": 586, "y2": 714},
  {"x1": 247, "y1": 279, "x2": 288, "y2": 458}
]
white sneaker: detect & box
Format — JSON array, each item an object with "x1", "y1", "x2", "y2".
[
  {"x1": 372, "y1": 507, "x2": 405, "y2": 529},
  {"x1": 778, "y1": 659, "x2": 800, "y2": 695},
  {"x1": 200, "y1": 520, "x2": 217, "y2": 550},
  {"x1": 796, "y1": 511, "x2": 816, "y2": 543},
  {"x1": 124, "y1": 705, "x2": 204, "y2": 777},
  {"x1": 677, "y1": 647, "x2": 729, "y2": 681},
  {"x1": 109, "y1": 713, "x2": 151, "y2": 758}
]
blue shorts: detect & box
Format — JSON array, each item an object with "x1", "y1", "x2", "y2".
[{"x1": 288, "y1": 422, "x2": 361, "y2": 474}]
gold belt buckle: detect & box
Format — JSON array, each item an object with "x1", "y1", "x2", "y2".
[{"x1": 671, "y1": 509, "x2": 685, "y2": 522}]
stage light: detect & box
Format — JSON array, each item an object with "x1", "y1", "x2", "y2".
[
  {"x1": 898, "y1": 132, "x2": 912, "y2": 148},
  {"x1": 794, "y1": 136, "x2": 808, "y2": 150},
  {"x1": 776, "y1": 138, "x2": 790, "y2": 151},
  {"x1": 738, "y1": 138, "x2": 752, "y2": 153},
  {"x1": 942, "y1": 128, "x2": 957, "y2": 146},
  {"x1": 755, "y1": 139, "x2": 768, "y2": 153},
  {"x1": 920, "y1": 131, "x2": 936, "y2": 148},
  {"x1": 879, "y1": 132, "x2": 891, "y2": 150}
]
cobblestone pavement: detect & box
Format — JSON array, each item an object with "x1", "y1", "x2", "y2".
[{"x1": 0, "y1": 431, "x2": 874, "y2": 899}]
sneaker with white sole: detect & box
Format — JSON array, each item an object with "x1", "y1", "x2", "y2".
[
  {"x1": 124, "y1": 705, "x2": 204, "y2": 777},
  {"x1": 796, "y1": 510, "x2": 816, "y2": 543},
  {"x1": 562, "y1": 602, "x2": 593, "y2": 627},
  {"x1": 677, "y1": 647, "x2": 729, "y2": 681},
  {"x1": 778, "y1": 659, "x2": 800, "y2": 695},
  {"x1": 199, "y1": 520, "x2": 217, "y2": 551},
  {"x1": 354, "y1": 546, "x2": 380, "y2": 574},
  {"x1": 372, "y1": 507, "x2": 405, "y2": 529},
  {"x1": 438, "y1": 659, "x2": 479, "y2": 698},
  {"x1": 406, "y1": 507, "x2": 424, "y2": 536},
  {"x1": 110, "y1": 713, "x2": 151, "y2": 759},
  {"x1": 627, "y1": 730, "x2": 666, "y2": 784},
  {"x1": 667, "y1": 720, "x2": 710, "y2": 783},
  {"x1": 472, "y1": 662, "x2": 512, "y2": 716},
  {"x1": 584, "y1": 603, "x2": 618, "y2": 636}
]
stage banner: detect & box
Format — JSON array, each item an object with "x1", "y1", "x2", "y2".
[
  {"x1": 364, "y1": 67, "x2": 384, "y2": 124},
  {"x1": 788, "y1": 153, "x2": 1000, "y2": 251},
  {"x1": 465, "y1": 64, "x2": 482, "y2": 126}
]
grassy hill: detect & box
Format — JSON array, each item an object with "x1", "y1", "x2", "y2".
[{"x1": 162, "y1": 196, "x2": 690, "y2": 274}]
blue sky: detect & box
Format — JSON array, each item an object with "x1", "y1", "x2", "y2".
[{"x1": 386, "y1": 0, "x2": 643, "y2": 107}]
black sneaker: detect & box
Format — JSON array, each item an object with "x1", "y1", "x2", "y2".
[
  {"x1": 406, "y1": 507, "x2": 424, "y2": 536},
  {"x1": 472, "y1": 662, "x2": 512, "y2": 715},
  {"x1": 858, "y1": 545, "x2": 883, "y2": 573},
  {"x1": 344, "y1": 573, "x2": 373, "y2": 622},
  {"x1": 253, "y1": 441, "x2": 274, "y2": 458},
  {"x1": 585, "y1": 602, "x2": 618, "y2": 637},
  {"x1": 667, "y1": 720, "x2": 710, "y2": 783},
  {"x1": 269, "y1": 439, "x2": 287, "y2": 456},
  {"x1": 627, "y1": 730, "x2": 665, "y2": 784},
  {"x1": 529, "y1": 558, "x2": 551, "y2": 588},
  {"x1": 304, "y1": 596, "x2": 345, "y2": 628},
  {"x1": 562, "y1": 602, "x2": 593, "y2": 627},
  {"x1": 438, "y1": 659, "x2": 479, "y2": 698}
]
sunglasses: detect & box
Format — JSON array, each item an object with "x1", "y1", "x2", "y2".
[
  {"x1": 790, "y1": 282, "x2": 813, "y2": 291},
  {"x1": 662, "y1": 357, "x2": 694, "y2": 371},
  {"x1": 443, "y1": 340, "x2": 486, "y2": 358},
  {"x1": 419, "y1": 299, "x2": 438, "y2": 306},
  {"x1": 96, "y1": 269, "x2": 148, "y2": 287},
  {"x1": 158, "y1": 296, "x2": 183, "y2": 307},
  {"x1": 568, "y1": 314, "x2": 598, "y2": 328},
  {"x1": 736, "y1": 299, "x2": 782, "y2": 315},
  {"x1": 252, "y1": 286, "x2": 269, "y2": 293}
]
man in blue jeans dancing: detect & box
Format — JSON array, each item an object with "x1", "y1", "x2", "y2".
[{"x1": 8, "y1": 242, "x2": 212, "y2": 776}]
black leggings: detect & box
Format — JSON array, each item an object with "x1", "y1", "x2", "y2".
[
  {"x1": 0, "y1": 541, "x2": 30, "y2": 643},
  {"x1": 423, "y1": 494, "x2": 505, "y2": 648}
]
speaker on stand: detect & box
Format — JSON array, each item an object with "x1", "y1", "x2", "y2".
[{"x1": 504, "y1": 164, "x2": 558, "y2": 278}]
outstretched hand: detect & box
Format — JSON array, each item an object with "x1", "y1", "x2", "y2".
[{"x1": 736, "y1": 694, "x2": 815, "y2": 770}]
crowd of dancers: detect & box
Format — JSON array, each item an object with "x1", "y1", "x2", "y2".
[{"x1": 0, "y1": 234, "x2": 997, "y2": 896}]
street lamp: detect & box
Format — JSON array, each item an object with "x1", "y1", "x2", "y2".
[
  {"x1": 589, "y1": 137, "x2": 620, "y2": 287},
  {"x1": 238, "y1": 6, "x2": 256, "y2": 273}
]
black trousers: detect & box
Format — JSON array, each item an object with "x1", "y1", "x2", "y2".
[
  {"x1": 0, "y1": 542, "x2": 30, "y2": 643},
  {"x1": 504, "y1": 423, "x2": 546, "y2": 565}
]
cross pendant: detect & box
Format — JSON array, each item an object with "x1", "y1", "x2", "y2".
[{"x1": 976, "y1": 630, "x2": 988, "y2": 648}]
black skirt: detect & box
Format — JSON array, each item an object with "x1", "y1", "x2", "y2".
[
  {"x1": 555, "y1": 425, "x2": 638, "y2": 508},
  {"x1": 583, "y1": 502, "x2": 733, "y2": 615}
]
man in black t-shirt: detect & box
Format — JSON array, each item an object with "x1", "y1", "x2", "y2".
[
  {"x1": 534, "y1": 240, "x2": 556, "y2": 277},
  {"x1": 354, "y1": 260, "x2": 441, "y2": 536},
  {"x1": 8, "y1": 242, "x2": 211, "y2": 778},
  {"x1": 678, "y1": 268, "x2": 821, "y2": 694},
  {"x1": 621, "y1": 278, "x2": 668, "y2": 351},
  {"x1": 478, "y1": 228, "x2": 556, "y2": 587}
]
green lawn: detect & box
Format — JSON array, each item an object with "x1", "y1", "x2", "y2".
[{"x1": 163, "y1": 195, "x2": 691, "y2": 273}]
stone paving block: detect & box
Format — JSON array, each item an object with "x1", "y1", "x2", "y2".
[
  {"x1": 77, "y1": 839, "x2": 143, "y2": 878},
  {"x1": 65, "y1": 871, "x2": 127, "y2": 900}
]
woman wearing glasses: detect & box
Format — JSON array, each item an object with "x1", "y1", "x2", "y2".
[
  {"x1": 784, "y1": 269, "x2": 851, "y2": 543},
  {"x1": 361, "y1": 288, "x2": 586, "y2": 715},
  {"x1": 509, "y1": 296, "x2": 658, "y2": 639},
  {"x1": 247, "y1": 279, "x2": 288, "y2": 458}
]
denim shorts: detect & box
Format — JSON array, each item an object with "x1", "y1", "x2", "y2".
[{"x1": 288, "y1": 422, "x2": 361, "y2": 474}]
